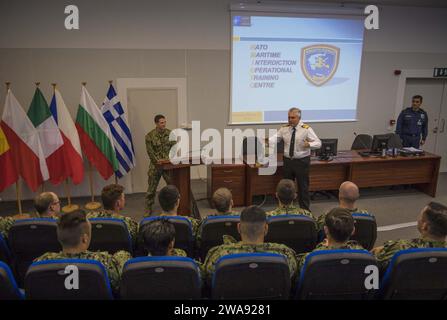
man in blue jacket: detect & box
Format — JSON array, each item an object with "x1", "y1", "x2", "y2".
[{"x1": 396, "y1": 95, "x2": 428, "y2": 148}]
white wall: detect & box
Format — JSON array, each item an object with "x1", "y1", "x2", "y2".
[{"x1": 1, "y1": 0, "x2": 446, "y2": 201}]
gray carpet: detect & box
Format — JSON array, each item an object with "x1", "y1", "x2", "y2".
[{"x1": 1, "y1": 173, "x2": 446, "y2": 248}]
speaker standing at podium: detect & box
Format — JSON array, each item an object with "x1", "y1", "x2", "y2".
[{"x1": 271, "y1": 107, "x2": 321, "y2": 211}]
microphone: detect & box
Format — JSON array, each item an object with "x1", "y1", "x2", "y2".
[{"x1": 354, "y1": 132, "x2": 372, "y2": 157}]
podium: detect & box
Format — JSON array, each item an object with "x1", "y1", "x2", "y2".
[{"x1": 156, "y1": 160, "x2": 196, "y2": 216}]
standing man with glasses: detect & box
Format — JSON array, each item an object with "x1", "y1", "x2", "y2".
[{"x1": 270, "y1": 107, "x2": 321, "y2": 211}]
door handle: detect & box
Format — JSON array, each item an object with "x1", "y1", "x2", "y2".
[
  {"x1": 440, "y1": 119, "x2": 446, "y2": 133},
  {"x1": 433, "y1": 127, "x2": 438, "y2": 134}
]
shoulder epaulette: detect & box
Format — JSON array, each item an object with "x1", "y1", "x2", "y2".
[
  {"x1": 281, "y1": 124, "x2": 290, "y2": 128},
  {"x1": 301, "y1": 124, "x2": 310, "y2": 129}
]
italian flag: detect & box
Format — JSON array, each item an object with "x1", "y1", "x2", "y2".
[
  {"x1": 76, "y1": 85, "x2": 118, "y2": 180},
  {"x1": 49, "y1": 88, "x2": 84, "y2": 185},
  {"x1": 0, "y1": 125, "x2": 18, "y2": 192},
  {"x1": 1, "y1": 89, "x2": 49, "y2": 191},
  {"x1": 27, "y1": 87, "x2": 66, "y2": 185}
]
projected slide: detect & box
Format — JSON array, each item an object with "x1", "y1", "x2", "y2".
[{"x1": 231, "y1": 15, "x2": 364, "y2": 124}]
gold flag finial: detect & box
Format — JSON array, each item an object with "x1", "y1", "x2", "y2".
[
  {"x1": 82, "y1": 82, "x2": 87, "y2": 86},
  {"x1": 35, "y1": 82, "x2": 40, "y2": 87},
  {"x1": 108, "y1": 80, "x2": 113, "y2": 85}
]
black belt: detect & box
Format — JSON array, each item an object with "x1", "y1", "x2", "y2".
[
  {"x1": 284, "y1": 156, "x2": 310, "y2": 161},
  {"x1": 402, "y1": 134, "x2": 419, "y2": 137}
]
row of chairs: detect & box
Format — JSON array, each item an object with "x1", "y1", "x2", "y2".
[
  {"x1": 2, "y1": 248, "x2": 447, "y2": 300},
  {"x1": 0, "y1": 214, "x2": 377, "y2": 284}
]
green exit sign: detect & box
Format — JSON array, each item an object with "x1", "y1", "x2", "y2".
[{"x1": 433, "y1": 68, "x2": 447, "y2": 77}]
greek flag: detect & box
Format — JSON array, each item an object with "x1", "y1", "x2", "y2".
[{"x1": 101, "y1": 84, "x2": 135, "y2": 178}]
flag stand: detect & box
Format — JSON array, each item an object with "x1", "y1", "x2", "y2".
[
  {"x1": 6, "y1": 81, "x2": 24, "y2": 215},
  {"x1": 85, "y1": 161, "x2": 101, "y2": 210},
  {"x1": 15, "y1": 182, "x2": 23, "y2": 215},
  {"x1": 62, "y1": 179, "x2": 79, "y2": 213}
]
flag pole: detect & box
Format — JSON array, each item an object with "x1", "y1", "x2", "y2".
[
  {"x1": 35, "y1": 82, "x2": 46, "y2": 194},
  {"x1": 82, "y1": 82, "x2": 101, "y2": 211},
  {"x1": 6, "y1": 82, "x2": 23, "y2": 214},
  {"x1": 51, "y1": 83, "x2": 78, "y2": 213},
  {"x1": 108, "y1": 80, "x2": 119, "y2": 185}
]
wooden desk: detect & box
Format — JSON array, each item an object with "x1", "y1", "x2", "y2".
[{"x1": 245, "y1": 151, "x2": 441, "y2": 205}]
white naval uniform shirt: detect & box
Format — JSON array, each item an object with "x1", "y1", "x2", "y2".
[{"x1": 271, "y1": 121, "x2": 322, "y2": 159}]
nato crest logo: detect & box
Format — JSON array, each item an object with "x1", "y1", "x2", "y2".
[{"x1": 301, "y1": 44, "x2": 340, "y2": 86}]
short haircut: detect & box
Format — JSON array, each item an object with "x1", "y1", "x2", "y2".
[
  {"x1": 34, "y1": 192, "x2": 56, "y2": 215},
  {"x1": 101, "y1": 184, "x2": 124, "y2": 210},
  {"x1": 423, "y1": 202, "x2": 447, "y2": 238},
  {"x1": 412, "y1": 95, "x2": 423, "y2": 102},
  {"x1": 288, "y1": 107, "x2": 301, "y2": 117},
  {"x1": 142, "y1": 219, "x2": 175, "y2": 256},
  {"x1": 339, "y1": 181, "x2": 360, "y2": 205},
  {"x1": 276, "y1": 179, "x2": 296, "y2": 205},
  {"x1": 57, "y1": 209, "x2": 90, "y2": 248},
  {"x1": 324, "y1": 207, "x2": 355, "y2": 243},
  {"x1": 154, "y1": 114, "x2": 165, "y2": 123},
  {"x1": 212, "y1": 188, "x2": 232, "y2": 213},
  {"x1": 158, "y1": 185, "x2": 180, "y2": 212},
  {"x1": 240, "y1": 205, "x2": 266, "y2": 241}
]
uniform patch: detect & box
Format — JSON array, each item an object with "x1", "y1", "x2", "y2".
[{"x1": 301, "y1": 44, "x2": 340, "y2": 86}]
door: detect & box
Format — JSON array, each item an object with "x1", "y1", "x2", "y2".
[
  {"x1": 403, "y1": 79, "x2": 444, "y2": 153},
  {"x1": 403, "y1": 79, "x2": 447, "y2": 172},
  {"x1": 127, "y1": 88, "x2": 178, "y2": 192}
]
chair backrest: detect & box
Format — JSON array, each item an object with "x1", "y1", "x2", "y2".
[
  {"x1": 212, "y1": 253, "x2": 291, "y2": 300},
  {"x1": 25, "y1": 259, "x2": 113, "y2": 300},
  {"x1": 89, "y1": 218, "x2": 132, "y2": 254},
  {"x1": 0, "y1": 234, "x2": 12, "y2": 264},
  {"x1": 351, "y1": 213, "x2": 377, "y2": 250},
  {"x1": 265, "y1": 215, "x2": 318, "y2": 254},
  {"x1": 296, "y1": 249, "x2": 378, "y2": 300},
  {"x1": 120, "y1": 256, "x2": 201, "y2": 300},
  {"x1": 0, "y1": 261, "x2": 23, "y2": 300},
  {"x1": 384, "y1": 133, "x2": 403, "y2": 149},
  {"x1": 8, "y1": 218, "x2": 61, "y2": 284},
  {"x1": 139, "y1": 217, "x2": 194, "y2": 256},
  {"x1": 199, "y1": 215, "x2": 241, "y2": 259},
  {"x1": 351, "y1": 134, "x2": 373, "y2": 150},
  {"x1": 380, "y1": 248, "x2": 447, "y2": 300}
]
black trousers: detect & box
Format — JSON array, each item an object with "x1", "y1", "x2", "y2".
[{"x1": 283, "y1": 156, "x2": 310, "y2": 210}]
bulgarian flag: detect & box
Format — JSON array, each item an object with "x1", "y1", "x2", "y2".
[
  {"x1": 49, "y1": 87, "x2": 84, "y2": 185},
  {"x1": 1, "y1": 89, "x2": 49, "y2": 191},
  {"x1": 0, "y1": 125, "x2": 18, "y2": 192},
  {"x1": 27, "y1": 87, "x2": 66, "y2": 185},
  {"x1": 76, "y1": 85, "x2": 118, "y2": 180}
]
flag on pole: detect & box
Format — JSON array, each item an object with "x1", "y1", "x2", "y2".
[
  {"x1": 75, "y1": 85, "x2": 118, "y2": 180},
  {"x1": 101, "y1": 83, "x2": 135, "y2": 178},
  {"x1": 0, "y1": 125, "x2": 18, "y2": 192},
  {"x1": 27, "y1": 87, "x2": 65, "y2": 185},
  {"x1": 49, "y1": 87, "x2": 84, "y2": 184},
  {"x1": 1, "y1": 89, "x2": 49, "y2": 191}
]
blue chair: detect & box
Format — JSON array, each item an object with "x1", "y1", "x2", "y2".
[
  {"x1": 351, "y1": 213, "x2": 377, "y2": 250},
  {"x1": 0, "y1": 234, "x2": 12, "y2": 264},
  {"x1": 296, "y1": 249, "x2": 378, "y2": 300},
  {"x1": 266, "y1": 215, "x2": 318, "y2": 254},
  {"x1": 139, "y1": 216, "x2": 194, "y2": 256},
  {"x1": 199, "y1": 215, "x2": 240, "y2": 259},
  {"x1": 8, "y1": 218, "x2": 61, "y2": 284},
  {"x1": 25, "y1": 259, "x2": 113, "y2": 300},
  {"x1": 0, "y1": 261, "x2": 23, "y2": 300},
  {"x1": 121, "y1": 256, "x2": 201, "y2": 300},
  {"x1": 89, "y1": 218, "x2": 133, "y2": 254},
  {"x1": 380, "y1": 248, "x2": 447, "y2": 300},
  {"x1": 212, "y1": 253, "x2": 291, "y2": 300}
]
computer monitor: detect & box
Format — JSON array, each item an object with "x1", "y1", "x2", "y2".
[
  {"x1": 316, "y1": 139, "x2": 338, "y2": 159},
  {"x1": 371, "y1": 134, "x2": 390, "y2": 152}
]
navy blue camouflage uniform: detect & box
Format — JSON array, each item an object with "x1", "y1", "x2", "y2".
[{"x1": 395, "y1": 107, "x2": 428, "y2": 148}]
